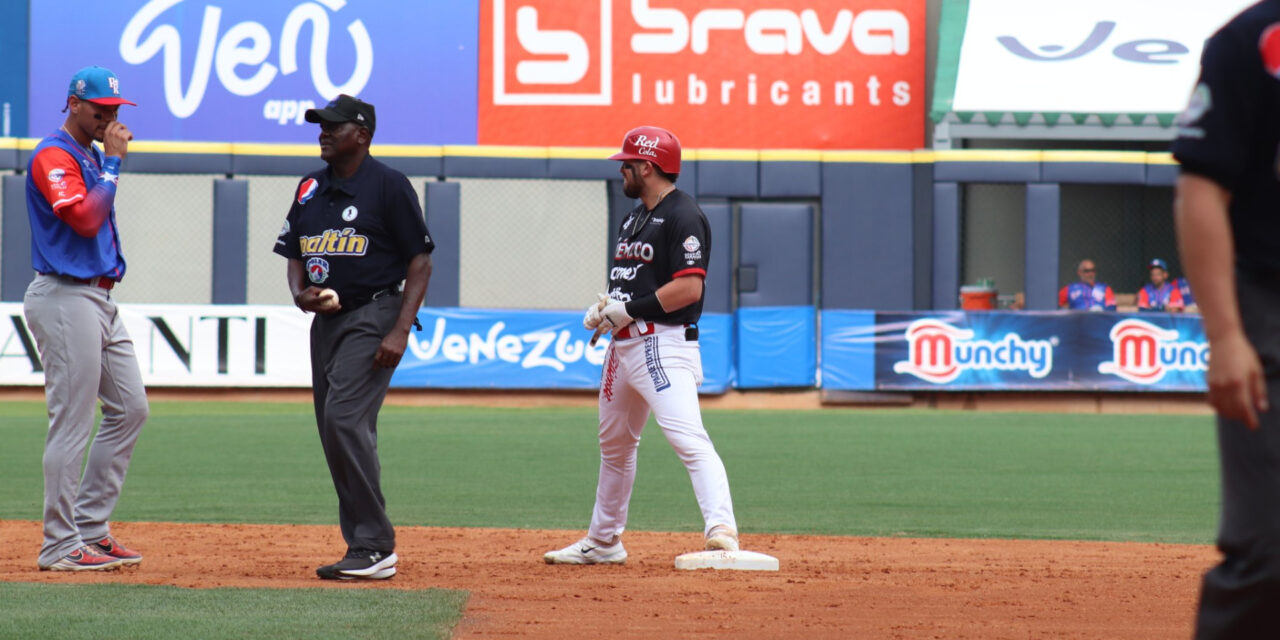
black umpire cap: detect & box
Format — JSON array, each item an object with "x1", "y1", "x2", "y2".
[{"x1": 305, "y1": 94, "x2": 376, "y2": 134}]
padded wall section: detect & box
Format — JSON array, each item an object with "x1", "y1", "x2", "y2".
[
  {"x1": 699, "y1": 201, "x2": 733, "y2": 315},
  {"x1": 760, "y1": 161, "x2": 821, "y2": 198},
  {"x1": 738, "y1": 203, "x2": 813, "y2": 307},
  {"x1": 1, "y1": 174, "x2": 29, "y2": 301},
  {"x1": 931, "y1": 182, "x2": 960, "y2": 310},
  {"x1": 211, "y1": 180, "x2": 249, "y2": 304},
  {"x1": 822, "y1": 163, "x2": 914, "y2": 310},
  {"x1": 697, "y1": 160, "x2": 757, "y2": 198},
  {"x1": 423, "y1": 181, "x2": 461, "y2": 308},
  {"x1": 1025, "y1": 183, "x2": 1061, "y2": 311},
  {"x1": 1042, "y1": 161, "x2": 1145, "y2": 185}
]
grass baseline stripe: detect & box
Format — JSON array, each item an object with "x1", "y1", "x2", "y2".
[{"x1": 0, "y1": 582, "x2": 468, "y2": 640}]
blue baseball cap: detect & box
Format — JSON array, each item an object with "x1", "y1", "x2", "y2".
[
  {"x1": 67, "y1": 66, "x2": 136, "y2": 106},
  {"x1": 1148, "y1": 258, "x2": 1168, "y2": 271}
]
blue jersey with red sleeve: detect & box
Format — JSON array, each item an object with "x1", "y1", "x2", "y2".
[
  {"x1": 1176, "y1": 278, "x2": 1196, "y2": 306},
  {"x1": 1059, "y1": 282, "x2": 1115, "y2": 311},
  {"x1": 1137, "y1": 282, "x2": 1184, "y2": 311},
  {"x1": 25, "y1": 130, "x2": 126, "y2": 280}
]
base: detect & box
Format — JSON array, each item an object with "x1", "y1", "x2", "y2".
[{"x1": 674, "y1": 550, "x2": 779, "y2": 571}]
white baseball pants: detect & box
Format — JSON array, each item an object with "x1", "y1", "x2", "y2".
[{"x1": 588, "y1": 323, "x2": 736, "y2": 543}]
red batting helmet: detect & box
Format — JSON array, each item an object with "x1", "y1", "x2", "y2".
[{"x1": 608, "y1": 126, "x2": 681, "y2": 174}]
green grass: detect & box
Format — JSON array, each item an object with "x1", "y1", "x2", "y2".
[
  {"x1": 0, "y1": 400, "x2": 1221, "y2": 543},
  {"x1": 0, "y1": 583, "x2": 466, "y2": 640}
]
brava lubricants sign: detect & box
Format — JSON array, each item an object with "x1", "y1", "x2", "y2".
[
  {"x1": 26, "y1": 1, "x2": 478, "y2": 144},
  {"x1": 479, "y1": 0, "x2": 925, "y2": 149}
]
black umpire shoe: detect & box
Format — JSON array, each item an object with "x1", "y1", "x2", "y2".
[{"x1": 316, "y1": 549, "x2": 398, "y2": 580}]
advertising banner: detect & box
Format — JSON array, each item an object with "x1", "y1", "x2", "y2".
[
  {"x1": 821, "y1": 310, "x2": 1208, "y2": 392},
  {"x1": 951, "y1": 0, "x2": 1252, "y2": 115},
  {"x1": 393, "y1": 307, "x2": 733, "y2": 391},
  {"x1": 0, "y1": 302, "x2": 312, "y2": 387},
  {"x1": 479, "y1": 0, "x2": 925, "y2": 149},
  {"x1": 27, "y1": 1, "x2": 478, "y2": 144}
]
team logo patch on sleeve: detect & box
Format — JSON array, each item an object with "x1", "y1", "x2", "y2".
[
  {"x1": 683, "y1": 236, "x2": 701, "y2": 252},
  {"x1": 297, "y1": 178, "x2": 319, "y2": 204}
]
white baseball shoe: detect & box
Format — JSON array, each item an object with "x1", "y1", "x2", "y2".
[
  {"x1": 544, "y1": 537, "x2": 627, "y2": 564},
  {"x1": 705, "y1": 525, "x2": 739, "y2": 552}
]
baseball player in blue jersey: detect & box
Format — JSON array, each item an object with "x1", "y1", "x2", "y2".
[
  {"x1": 1058, "y1": 259, "x2": 1116, "y2": 311},
  {"x1": 23, "y1": 66, "x2": 148, "y2": 571},
  {"x1": 545, "y1": 126, "x2": 738, "y2": 564},
  {"x1": 1137, "y1": 259, "x2": 1185, "y2": 312},
  {"x1": 274, "y1": 94, "x2": 433, "y2": 580}
]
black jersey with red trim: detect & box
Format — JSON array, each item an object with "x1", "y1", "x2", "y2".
[
  {"x1": 1172, "y1": 0, "x2": 1280, "y2": 272},
  {"x1": 608, "y1": 188, "x2": 709, "y2": 325},
  {"x1": 273, "y1": 155, "x2": 433, "y2": 302}
]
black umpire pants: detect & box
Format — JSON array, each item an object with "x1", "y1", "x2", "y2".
[
  {"x1": 1196, "y1": 268, "x2": 1280, "y2": 639},
  {"x1": 310, "y1": 294, "x2": 402, "y2": 553}
]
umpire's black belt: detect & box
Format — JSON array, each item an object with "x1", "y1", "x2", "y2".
[{"x1": 340, "y1": 284, "x2": 401, "y2": 313}]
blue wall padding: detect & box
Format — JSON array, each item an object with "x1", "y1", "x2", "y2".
[{"x1": 735, "y1": 306, "x2": 815, "y2": 388}]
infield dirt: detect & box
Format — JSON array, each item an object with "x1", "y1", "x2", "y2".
[{"x1": 0, "y1": 520, "x2": 1217, "y2": 639}]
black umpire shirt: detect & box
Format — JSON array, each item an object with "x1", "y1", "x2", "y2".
[
  {"x1": 1172, "y1": 0, "x2": 1280, "y2": 274},
  {"x1": 608, "y1": 188, "x2": 709, "y2": 326},
  {"x1": 274, "y1": 155, "x2": 434, "y2": 307}
]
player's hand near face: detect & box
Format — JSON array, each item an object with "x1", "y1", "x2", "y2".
[
  {"x1": 103, "y1": 121, "x2": 132, "y2": 158},
  {"x1": 1207, "y1": 331, "x2": 1268, "y2": 430}
]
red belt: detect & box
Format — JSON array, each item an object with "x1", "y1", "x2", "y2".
[
  {"x1": 42, "y1": 273, "x2": 115, "y2": 290},
  {"x1": 613, "y1": 322, "x2": 659, "y2": 341}
]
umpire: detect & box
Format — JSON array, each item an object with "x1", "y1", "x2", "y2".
[
  {"x1": 1173, "y1": 2, "x2": 1280, "y2": 636},
  {"x1": 273, "y1": 94, "x2": 433, "y2": 580}
]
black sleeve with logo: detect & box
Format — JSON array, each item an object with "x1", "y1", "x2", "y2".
[
  {"x1": 1172, "y1": 3, "x2": 1280, "y2": 272},
  {"x1": 1171, "y1": 22, "x2": 1257, "y2": 191},
  {"x1": 273, "y1": 173, "x2": 319, "y2": 260}
]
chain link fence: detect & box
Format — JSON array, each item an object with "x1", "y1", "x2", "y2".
[
  {"x1": 0, "y1": 171, "x2": 608, "y2": 308},
  {"x1": 1059, "y1": 184, "x2": 1178, "y2": 304},
  {"x1": 961, "y1": 183, "x2": 1025, "y2": 306}
]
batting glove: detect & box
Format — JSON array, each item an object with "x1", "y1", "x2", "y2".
[
  {"x1": 583, "y1": 293, "x2": 609, "y2": 330},
  {"x1": 600, "y1": 299, "x2": 633, "y2": 329}
]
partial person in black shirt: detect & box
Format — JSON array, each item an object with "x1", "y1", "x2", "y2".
[
  {"x1": 273, "y1": 94, "x2": 433, "y2": 581},
  {"x1": 1173, "y1": 2, "x2": 1280, "y2": 637}
]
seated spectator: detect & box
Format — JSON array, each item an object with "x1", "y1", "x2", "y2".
[
  {"x1": 1137, "y1": 258, "x2": 1185, "y2": 312},
  {"x1": 1059, "y1": 259, "x2": 1116, "y2": 311},
  {"x1": 1175, "y1": 276, "x2": 1199, "y2": 313}
]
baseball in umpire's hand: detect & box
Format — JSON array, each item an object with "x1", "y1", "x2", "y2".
[{"x1": 315, "y1": 288, "x2": 341, "y2": 312}]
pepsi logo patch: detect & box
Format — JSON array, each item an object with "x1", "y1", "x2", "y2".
[
  {"x1": 306, "y1": 256, "x2": 331, "y2": 283},
  {"x1": 297, "y1": 178, "x2": 319, "y2": 204},
  {"x1": 682, "y1": 236, "x2": 701, "y2": 252},
  {"x1": 1263, "y1": 23, "x2": 1280, "y2": 77}
]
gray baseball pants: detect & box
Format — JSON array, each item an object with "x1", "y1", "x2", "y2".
[
  {"x1": 1196, "y1": 268, "x2": 1280, "y2": 639},
  {"x1": 23, "y1": 274, "x2": 149, "y2": 568},
  {"x1": 310, "y1": 294, "x2": 401, "y2": 553}
]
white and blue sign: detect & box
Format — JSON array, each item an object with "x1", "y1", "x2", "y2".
[
  {"x1": 28, "y1": 0, "x2": 477, "y2": 144},
  {"x1": 393, "y1": 308, "x2": 733, "y2": 393}
]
